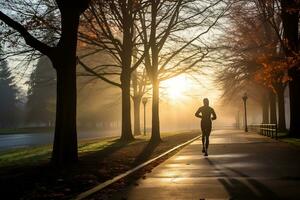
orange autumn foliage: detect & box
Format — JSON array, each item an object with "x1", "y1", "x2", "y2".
[{"x1": 254, "y1": 53, "x2": 300, "y2": 91}]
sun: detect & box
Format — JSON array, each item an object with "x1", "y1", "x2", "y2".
[{"x1": 162, "y1": 76, "x2": 189, "y2": 100}]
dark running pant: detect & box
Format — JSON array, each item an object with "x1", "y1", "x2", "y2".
[{"x1": 201, "y1": 121, "x2": 212, "y2": 151}]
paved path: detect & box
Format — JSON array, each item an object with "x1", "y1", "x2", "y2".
[{"x1": 110, "y1": 130, "x2": 300, "y2": 200}]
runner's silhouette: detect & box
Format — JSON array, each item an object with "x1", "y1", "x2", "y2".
[{"x1": 195, "y1": 98, "x2": 217, "y2": 156}]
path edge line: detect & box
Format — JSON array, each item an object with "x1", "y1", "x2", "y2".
[{"x1": 74, "y1": 135, "x2": 200, "y2": 200}]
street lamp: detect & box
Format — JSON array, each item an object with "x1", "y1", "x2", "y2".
[
  {"x1": 142, "y1": 97, "x2": 148, "y2": 136},
  {"x1": 242, "y1": 93, "x2": 248, "y2": 132},
  {"x1": 236, "y1": 110, "x2": 240, "y2": 129}
]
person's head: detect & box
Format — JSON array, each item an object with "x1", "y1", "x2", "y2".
[{"x1": 203, "y1": 98, "x2": 209, "y2": 106}]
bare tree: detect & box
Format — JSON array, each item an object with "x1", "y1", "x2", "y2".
[
  {"x1": 138, "y1": 0, "x2": 229, "y2": 142},
  {"x1": 0, "y1": 0, "x2": 91, "y2": 165},
  {"x1": 131, "y1": 67, "x2": 151, "y2": 135},
  {"x1": 77, "y1": 0, "x2": 149, "y2": 141}
]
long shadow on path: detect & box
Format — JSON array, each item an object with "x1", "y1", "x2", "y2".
[{"x1": 205, "y1": 158, "x2": 280, "y2": 200}]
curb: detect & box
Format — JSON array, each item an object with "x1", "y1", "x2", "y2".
[{"x1": 74, "y1": 135, "x2": 200, "y2": 200}]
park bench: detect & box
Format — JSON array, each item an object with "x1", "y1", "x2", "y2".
[{"x1": 249, "y1": 124, "x2": 278, "y2": 140}]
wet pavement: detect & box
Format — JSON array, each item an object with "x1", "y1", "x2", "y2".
[{"x1": 109, "y1": 130, "x2": 300, "y2": 200}]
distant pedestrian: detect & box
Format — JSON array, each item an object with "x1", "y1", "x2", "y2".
[{"x1": 195, "y1": 98, "x2": 217, "y2": 156}]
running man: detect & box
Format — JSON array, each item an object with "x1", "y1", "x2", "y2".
[{"x1": 195, "y1": 98, "x2": 217, "y2": 156}]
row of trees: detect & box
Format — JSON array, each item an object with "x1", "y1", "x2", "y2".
[
  {"x1": 217, "y1": 0, "x2": 300, "y2": 135},
  {"x1": 1, "y1": 42, "x2": 59, "y2": 128},
  {"x1": 0, "y1": 51, "x2": 122, "y2": 129},
  {"x1": 0, "y1": 0, "x2": 228, "y2": 165},
  {"x1": 26, "y1": 56, "x2": 56, "y2": 126},
  {"x1": 77, "y1": 0, "x2": 228, "y2": 142},
  {"x1": 0, "y1": 45, "x2": 19, "y2": 128}
]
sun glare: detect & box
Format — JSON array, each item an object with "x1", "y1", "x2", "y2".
[{"x1": 162, "y1": 76, "x2": 189, "y2": 100}]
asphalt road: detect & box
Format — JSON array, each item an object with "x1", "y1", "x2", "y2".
[
  {"x1": 0, "y1": 130, "x2": 120, "y2": 151},
  {"x1": 108, "y1": 130, "x2": 300, "y2": 200}
]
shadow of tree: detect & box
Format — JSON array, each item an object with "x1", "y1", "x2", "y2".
[
  {"x1": 133, "y1": 141, "x2": 161, "y2": 166},
  {"x1": 0, "y1": 138, "x2": 149, "y2": 200},
  {"x1": 205, "y1": 158, "x2": 280, "y2": 200},
  {"x1": 79, "y1": 139, "x2": 133, "y2": 162}
]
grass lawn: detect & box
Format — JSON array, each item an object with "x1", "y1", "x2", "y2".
[
  {"x1": 280, "y1": 138, "x2": 300, "y2": 146},
  {"x1": 0, "y1": 130, "x2": 199, "y2": 200},
  {"x1": 277, "y1": 132, "x2": 300, "y2": 147},
  {"x1": 0, "y1": 130, "x2": 196, "y2": 168},
  {"x1": 0, "y1": 127, "x2": 53, "y2": 134},
  {"x1": 0, "y1": 136, "x2": 119, "y2": 168},
  {"x1": 252, "y1": 131, "x2": 300, "y2": 147}
]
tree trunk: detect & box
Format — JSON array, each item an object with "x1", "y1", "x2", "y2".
[
  {"x1": 119, "y1": 5, "x2": 134, "y2": 141},
  {"x1": 276, "y1": 84, "x2": 287, "y2": 132},
  {"x1": 120, "y1": 72, "x2": 134, "y2": 141},
  {"x1": 51, "y1": 11, "x2": 80, "y2": 165},
  {"x1": 132, "y1": 68, "x2": 142, "y2": 136},
  {"x1": 52, "y1": 63, "x2": 78, "y2": 164},
  {"x1": 281, "y1": 0, "x2": 300, "y2": 137},
  {"x1": 288, "y1": 69, "x2": 300, "y2": 136},
  {"x1": 261, "y1": 95, "x2": 269, "y2": 124},
  {"x1": 269, "y1": 91, "x2": 277, "y2": 124},
  {"x1": 133, "y1": 96, "x2": 142, "y2": 136},
  {"x1": 150, "y1": 78, "x2": 161, "y2": 143}
]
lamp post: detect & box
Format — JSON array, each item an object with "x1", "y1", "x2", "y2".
[
  {"x1": 242, "y1": 93, "x2": 248, "y2": 132},
  {"x1": 142, "y1": 97, "x2": 148, "y2": 136},
  {"x1": 236, "y1": 110, "x2": 240, "y2": 129}
]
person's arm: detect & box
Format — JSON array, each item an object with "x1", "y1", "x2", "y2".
[
  {"x1": 195, "y1": 108, "x2": 202, "y2": 118},
  {"x1": 211, "y1": 108, "x2": 217, "y2": 120}
]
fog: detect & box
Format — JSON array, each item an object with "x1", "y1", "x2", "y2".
[
  {"x1": 75, "y1": 73, "x2": 243, "y2": 136},
  {"x1": 2, "y1": 55, "x2": 291, "y2": 142},
  {"x1": 6, "y1": 63, "x2": 280, "y2": 137}
]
